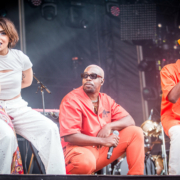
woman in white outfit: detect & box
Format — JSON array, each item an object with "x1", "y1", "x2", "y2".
[{"x1": 0, "y1": 17, "x2": 66, "y2": 174}]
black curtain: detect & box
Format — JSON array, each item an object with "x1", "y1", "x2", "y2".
[{"x1": 19, "y1": 1, "x2": 143, "y2": 125}]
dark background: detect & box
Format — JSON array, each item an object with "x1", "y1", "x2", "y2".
[{"x1": 2, "y1": 0, "x2": 144, "y2": 126}]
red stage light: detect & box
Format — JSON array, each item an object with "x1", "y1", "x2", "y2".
[
  {"x1": 72, "y1": 57, "x2": 79, "y2": 61},
  {"x1": 31, "y1": 0, "x2": 42, "y2": 6},
  {"x1": 110, "y1": 6, "x2": 120, "y2": 17}
]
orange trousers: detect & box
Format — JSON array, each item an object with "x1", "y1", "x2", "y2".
[{"x1": 63, "y1": 126, "x2": 144, "y2": 175}]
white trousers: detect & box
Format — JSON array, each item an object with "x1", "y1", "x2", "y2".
[
  {"x1": 168, "y1": 125, "x2": 180, "y2": 175},
  {"x1": 0, "y1": 97, "x2": 65, "y2": 174},
  {"x1": 0, "y1": 120, "x2": 17, "y2": 174}
]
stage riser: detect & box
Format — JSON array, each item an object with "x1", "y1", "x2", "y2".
[{"x1": 0, "y1": 175, "x2": 179, "y2": 180}]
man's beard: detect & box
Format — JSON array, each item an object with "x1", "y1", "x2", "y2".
[{"x1": 83, "y1": 86, "x2": 95, "y2": 94}]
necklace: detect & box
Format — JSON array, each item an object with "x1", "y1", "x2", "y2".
[{"x1": 91, "y1": 99, "x2": 98, "y2": 103}]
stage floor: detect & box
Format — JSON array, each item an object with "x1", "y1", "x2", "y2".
[{"x1": 0, "y1": 175, "x2": 180, "y2": 180}]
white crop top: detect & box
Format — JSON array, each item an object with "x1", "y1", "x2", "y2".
[{"x1": 0, "y1": 49, "x2": 33, "y2": 100}]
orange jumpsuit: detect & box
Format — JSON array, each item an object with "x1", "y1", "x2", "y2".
[
  {"x1": 161, "y1": 60, "x2": 180, "y2": 136},
  {"x1": 59, "y1": 86, "x2": 144, "y2": 175}
]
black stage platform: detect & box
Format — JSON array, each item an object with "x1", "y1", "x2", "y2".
[{"x1": 1, "y1": 175, "x2": 180, "y2": 180}]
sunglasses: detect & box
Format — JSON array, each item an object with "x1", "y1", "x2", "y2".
[{"x1": 81, "y1": 73, "x2": 102, "y2": 79}]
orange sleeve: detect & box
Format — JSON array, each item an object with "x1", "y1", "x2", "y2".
[
  {"x1": 59, "y1": 98, "x2": 82, "y2": 137},
  {"x1": 110, "y1": 98, "x2": 129, "y2": 122},
  {"x1": 160, "y1": 66, "x2": 176, "y2": 100}
]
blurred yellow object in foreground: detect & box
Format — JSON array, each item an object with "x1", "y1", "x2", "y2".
[{"x1": 178, "y1": 39, "x2": 180, "y2": 45}]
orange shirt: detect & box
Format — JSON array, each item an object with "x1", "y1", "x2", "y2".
[
  {"x1": 161, "y1": 60, "x2": 180, "y2": 136},
  {"x1": 59, "y1": 86, "x2": 129, "y2": 148}
]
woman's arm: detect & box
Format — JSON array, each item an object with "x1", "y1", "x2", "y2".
[{"x1": 21, "y1": 68, "x2": 33, "y2": 89}]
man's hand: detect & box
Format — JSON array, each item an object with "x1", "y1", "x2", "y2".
[
  {"x1": 97, "y1": 124, "x2": 112, "y2": 138},
  {"x1": 102, "y1": 134, "x2": 119, "y2": 147},
  {"x1": 64, "y1": 132, "x2": 119, "y2": 147}
]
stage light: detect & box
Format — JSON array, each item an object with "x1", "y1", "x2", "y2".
[
  {"x1": 143, "y1": 87, "x2": 158, "y2": 101},
  {"x1": 30, "y1": 0, "x2": 42, "y2": 6},
  {"x1": 158, "y1": 23, "x2": 162, "y2": 28},
  {"x1": 80, "y1": 19, "x2": 88, "y2": 29},
  {"x1": 66, "y1": 3, "x2": 88, "y2": 29},
  {"x1": 137, "y1": 59, "x2": 153, "y2": 72},
  {"x1": 66, "y1": 16, "x2": 88, "y2": 29},
  {"x1": 0, "y1": 9, "x2": 7, "y2": 17},
  {"x1": 41, "y1": 0, "x2": 57, "y2": 21},
  {"x1": 174, "y1": 45, "x2": 177, "y2": 49},
  {"x1": 72, "y1": 57, "x2": 78, "y2": 60},
  {"x1": 110, "y1": 5, "x2": 120, "y2": 17},
  {"x1": 72, "y1": 56, "x2": 83, "y2": 69},
  {"x1": 106, "y1": 0, "x2": 120, "y2": 17}
]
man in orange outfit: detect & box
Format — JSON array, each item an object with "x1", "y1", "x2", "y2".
[
  {"x1": 59, "y1": 65, "x2": 144, "y2": 175},
  {"x1": 161, "y1": 60, "x2": 180, "y2": 175}
]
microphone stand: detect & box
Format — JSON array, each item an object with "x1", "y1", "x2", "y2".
[
  {"x1": 160, "y1": 122, "x2": 168, "y2": 175},
  {"x1": 33, "y1": 74, "x2": 51, "y2": 115}
]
